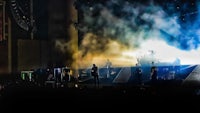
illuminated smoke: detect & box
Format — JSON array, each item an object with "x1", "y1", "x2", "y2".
[
  {"x1": 77, "y1": 0, "x2": 200, "y2": 50},
  {"x1": 75, "y1": 0, "x2": 200, "y2": 66},
  {"x1": 78, "y1": 33, "x2": 137, "y2": 68},
  {"x1": 136, "y1": 39, "x2": 200, "y2": 65},
  {"x1": 53, "y1": 0, "x2": 79, "y2": 77},
  {"x1": 54, "y1": 24, "x2": 79, "y2": 76},
  {"x1": 55, "y1": 0, "x2": 200, "y2": 72}
]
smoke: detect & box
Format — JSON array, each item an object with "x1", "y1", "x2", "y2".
[
  {"x1": 78, "y1": 33, "x2": 137, "y2": 68},
  {"x1": 136, "y1": 39, "x2": 200, "y2": 65},
  {"x1": 54, "y1": 0, "x2": 200, "y2": 71},
  {"x1": 77, "y1": 0, "x2": 200, "y2": 50},
  {"x1": 74, "y1": 0, "x2": 200, "y2": 66}
]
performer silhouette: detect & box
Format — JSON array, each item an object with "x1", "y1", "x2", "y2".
[
  {"x1": 150, "y1": 62, "x2": 157, "y2": 85},
  {"x1": 91, "y1": 64, "x2": 99, "y2": 87}
]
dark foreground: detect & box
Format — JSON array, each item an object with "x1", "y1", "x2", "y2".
[{"x1": 1, "y1": 81, "x2": 200, "y2": 112}]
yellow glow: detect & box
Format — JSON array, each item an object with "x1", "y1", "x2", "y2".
[
  {"x1": 68, "y1": 0, "x2": 79, "y2": 77},
  {"x1": 77, "y1": 33, "x2": 137, "y2": 68}
]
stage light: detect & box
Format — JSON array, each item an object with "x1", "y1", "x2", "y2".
[{"x1": 75, "y1": 84, "x2": 78, "y2": 88}]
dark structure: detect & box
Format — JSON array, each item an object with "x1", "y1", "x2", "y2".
[{"x1": 0, "y1": 0, "x2": 76, "y2": 75}]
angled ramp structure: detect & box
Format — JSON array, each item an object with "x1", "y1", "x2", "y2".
[
  {"x1": 112, "y1": 67, "x2": 131, "y2": 83},
  {"x1": 183, "y1": 65, "x2": 200, "y2": 86}
]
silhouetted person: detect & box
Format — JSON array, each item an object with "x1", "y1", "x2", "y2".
[
  {"x1": 55, "y1": 69, "x2": 61, "y2": 83},
  {"x1": 63, "y1": 68, "x2": 70, "y2": 82},
  {"x1": 91, "y1": 64, "x2": 99, "y2": 87},
  {"x1": 106, "y1": 59, "x2": 112, "y2": 78},
  {"x1": 61, "y1": 68, "x2": 70, "y2": 87},
  {"x1": 47, "y1": 68, "x2": 54, "y2": 81},
  {"x1": 135, "y1": 64, "x2": 142, "y2": 85},
  {"x1": 36, "y1": 68, "x2": 45, "y2": 86},
  {"x1": 150, "y1": 62, "x2": 157, "y2": 85}
]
